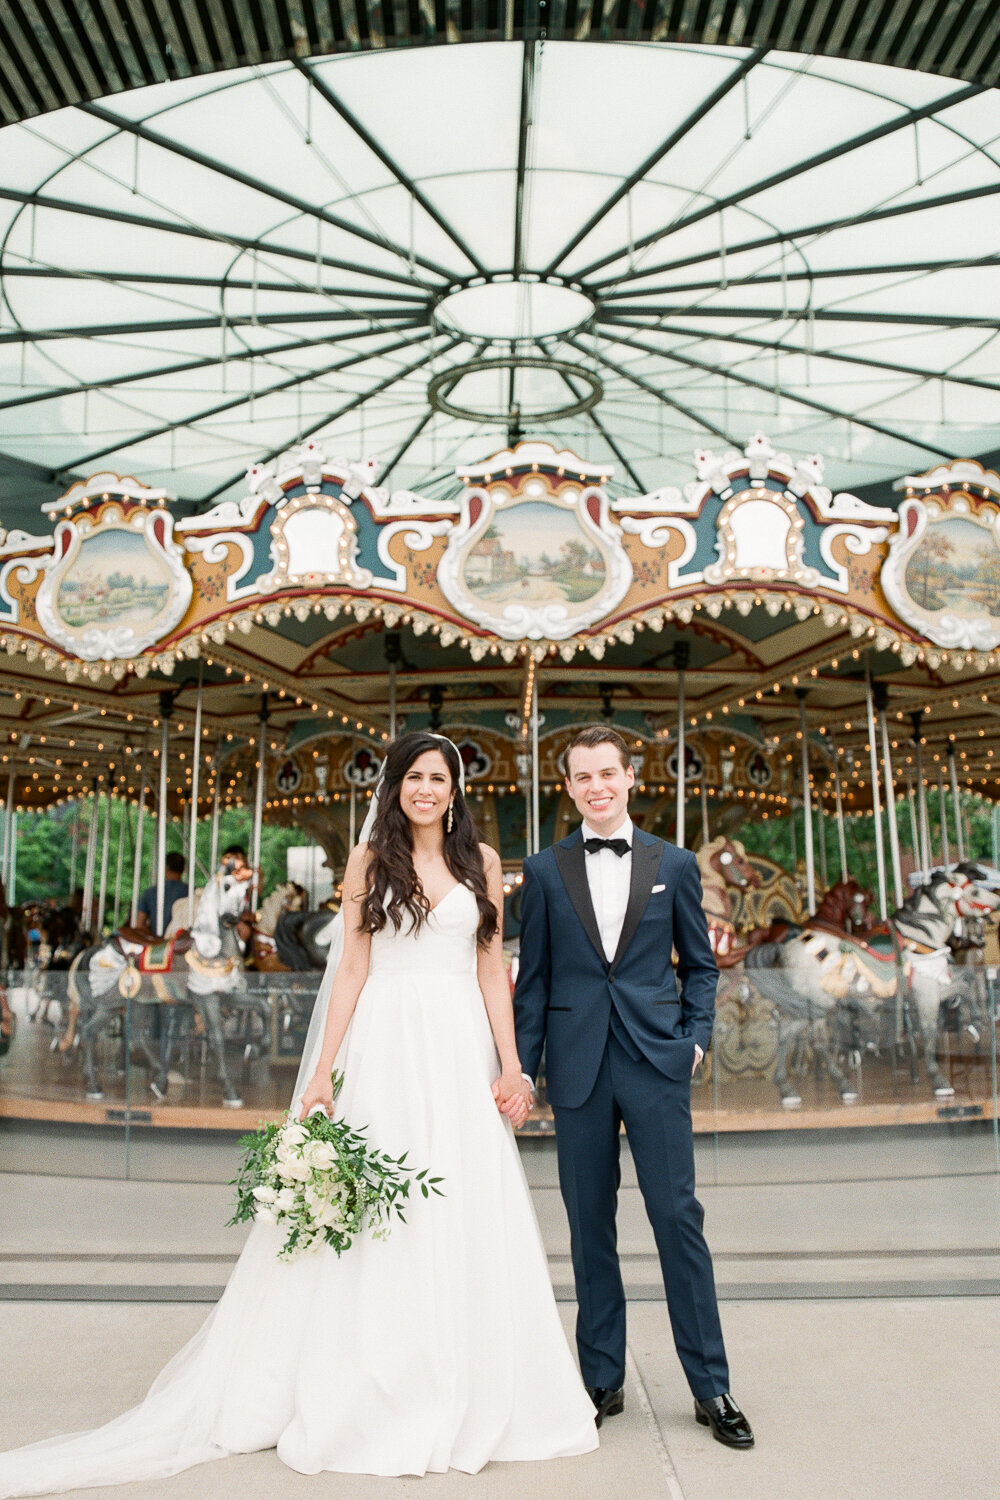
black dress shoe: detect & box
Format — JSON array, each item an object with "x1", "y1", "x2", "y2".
[
  {"x1": 585, "y1": 1386, "x2": 624, "y2": 1428},
  {"x1": 694, "y1": 1393, "x2": 754, "y2": 1449}
]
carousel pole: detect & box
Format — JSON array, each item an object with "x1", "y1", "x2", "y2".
[
  {"x1": 905, "y1": 773, "x2": 920, "y2": 867},
  {"x1": 131, "y1": 765, "x2": 148, "y2": 924},
  {"x1": 910, "y1": 711, "x2": 932, "y2": 872},
  {"x1": 112, "y1": 796, "x2": 127, "y2": 929},
  {"x1": 875, "y1": 688, "x2": 904, "y2": 910},
  {"x1": 675, "y1": 641, "x2": 689, "y2": 848},
  {"x1": 530, "y1": 671, "x2": 540, "y2": 857},
  {"x1": 251, "y1": 692, "x2": 268, "y2": 913},
  {"x1": 385, "y1": 631, "x2": 401, "y2": 741},
  {"x1": 68, "y1": 802, "x2": 80, "y2": 897},
  {"x1": 7, "y1": 808, "x2": 16, "y2": 903},
  {"x1": 937, "y1": 764, "x2": 950, "y2": 868},
  {"x1": 948, "y1": 741, "x2": 966, "y2": 860},
  {"x1": 816, "y1": 791, "x2": 828, "y2": 890},
  {"x1": 796, "y1": 690, "x2": 816, "y2": 915},
  {"x1": 209, "y1": 760, "x2": 222, "y2": 877},
  {"x1": 700, "y1": 770, "x2": 710, "y2": 847},
  {"x1": 95, "y1": 786, "x2": 112, "y2": 935},
  {"x1": 155, "y1": 695, "x2": 171, "y2": 934},
  {"x1": 864, "y1": 662, "x2": 888, "y2": 922},
  {"x1": 1, "y1": 763, "x2": 14, "y2": 887},
  {"x1": 187, "y1": 664, "x2": 204, "y2": 908},
  {"x1": 829, "y1": 737, "x2": 848, "y2": 881},
  {"x1": 82, "y1": 779, "x2": 99, "y2": 934}
]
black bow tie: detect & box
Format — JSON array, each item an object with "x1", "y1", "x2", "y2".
[{"x1": 584, "y1": 837, "x2": 630, "y2": 858}]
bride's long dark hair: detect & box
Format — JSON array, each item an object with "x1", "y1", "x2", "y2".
[{"x1": 359, "y1": 732, "x2": 498, "y2": 948}]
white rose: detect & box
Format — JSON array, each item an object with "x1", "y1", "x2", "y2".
[
  {"x1": 275, "y1": 1188, "x2": 296, "y2": 1213},
  {"x1": 252, "y1": 1184, "x2": 277, "y2": 1204},
  {"x1": 255, "y1": 1206, "x2": 277, "y2": 1226},
  {"x1": 275, "y1": 1141, "x2": 298, "y2": 1166},
  {"x1": 282, "y1": 1123, "x2": 308, "y2": 1147},
  {"x1": 306, "y1": 1140, "x2": 337, "y2": 1170}
]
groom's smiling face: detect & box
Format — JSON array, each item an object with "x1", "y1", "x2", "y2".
[{"x1": 565, "y1": 742, "x2": 635, "y2": 834}]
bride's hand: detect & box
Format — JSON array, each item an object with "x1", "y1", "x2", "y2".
[
  {"x1": 298, "y1": 1072, "x2": 333, "y2": 1122},
  {"x1": 491, "y1": 1070, "x2": 532, "y2": 1130}
]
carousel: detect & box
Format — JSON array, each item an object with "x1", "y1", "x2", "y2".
[{"x1": 1, "y1": 432, "x2": 999, "y2": 1134}]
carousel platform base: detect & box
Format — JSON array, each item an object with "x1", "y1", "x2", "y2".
[{"x1": 1, "y1": 1087, "x2": 997, "y2": 1135}]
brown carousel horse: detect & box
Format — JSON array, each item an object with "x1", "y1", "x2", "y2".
[{"x1": 695, "y1": 836, "x2": 764, "y2": 965}]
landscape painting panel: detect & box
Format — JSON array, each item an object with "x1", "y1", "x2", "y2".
[
  {"x1": 903, "y1": 515, "x2": 1000, "y2": 617},
  {"x1": 57, "y1": 529, "x2": 172, "y2": 631},
  {"x1": 463, "y1": 501, "x2": 607, "y2": 614}
]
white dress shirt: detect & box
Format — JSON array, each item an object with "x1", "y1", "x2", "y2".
[{"x1": 582, "y1": 815, "x2": 634, "y2": 962}]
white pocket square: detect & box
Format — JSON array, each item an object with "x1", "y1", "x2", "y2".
[{"x1": 651, "y1": 883, "x2": 666, "y2": 893}]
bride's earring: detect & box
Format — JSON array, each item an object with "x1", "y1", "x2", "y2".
[{"x1": 447, "y1": 798, "x2": 455, "y2": 834}]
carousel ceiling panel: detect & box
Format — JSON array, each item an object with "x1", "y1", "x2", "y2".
[{"x1": 1, "y1": 43, "x2": 1000, "y2": 512}]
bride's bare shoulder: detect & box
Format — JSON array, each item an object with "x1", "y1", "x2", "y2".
[
  {"x1": 344, "y1": 842, "x2": 374, "y2": 883},
  {"x1": 479, "y1": 843, "x2": 501, "y2": 872}
]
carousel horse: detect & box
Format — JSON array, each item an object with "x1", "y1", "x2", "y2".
[
  {"x1": 695, "y1": 836, "x2": 763, "y2": 964},
  {"x1": 60, "y1": 863, "x2": 259, "y2": 1108},
  {"x1": 745, "y1": 866, "x2": 1000, "y2": 1107},
  {"x1": 728, "y1": 853, "x2": 803, "y2": 931},
  {"x1": 251, "y1": 883, "x2": 338, "y2": 972},
  {"x1": 250, "y1": 882, "x2": 308, "y2": 971}
]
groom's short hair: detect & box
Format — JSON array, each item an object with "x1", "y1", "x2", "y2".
[{"x1": 565, "y1": 725, "x2": 631, "y2": 775}]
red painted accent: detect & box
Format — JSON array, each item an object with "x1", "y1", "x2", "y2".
[
  {"x1": 586, "y1": 495, "x2": 601, "y2": 525},
  {"x1": 469, "y1": 495, "x2": 483, "y2": 527},
  {"x1": 152, "y1": 514, "x2": 166, "y2": 547},
  {"x1": 58, "y1": 527, "x2": 72, "y2": 559},
  {"x1": 906, "y1": 505, "x2": 920, "y2": 538}
]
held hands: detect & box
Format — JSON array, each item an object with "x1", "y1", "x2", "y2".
[
  {"x1": 298, "y1": 1071, "x2": 334, "y2": 1122},
  {"x1": 492, "y1": 1069, "x2": 533, "y2": 1130}
]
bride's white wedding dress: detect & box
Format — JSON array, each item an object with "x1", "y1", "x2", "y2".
[{"x1": 0, "y1": 883, "x2": 597, "y2": 1495}]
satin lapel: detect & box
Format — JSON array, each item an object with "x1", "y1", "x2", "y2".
[
  {"x1": 609, "y1": 834, "x2": 663, "y2": 975},
  {"x1": 553, "y1": 834, "x2": 607, "y2": 969}
]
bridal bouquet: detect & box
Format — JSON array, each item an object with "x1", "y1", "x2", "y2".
[{"x1": 230, "y1": 1072, "x2": 443, "y2": 1261}]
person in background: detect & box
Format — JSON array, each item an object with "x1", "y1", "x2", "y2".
[{"x1": 135, "y1": 852, "x2": 188, "y2": 939}]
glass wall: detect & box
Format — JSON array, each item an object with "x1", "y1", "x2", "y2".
[{"x1": 2, "y1": 948, "x2": 997, "y2": 1186}]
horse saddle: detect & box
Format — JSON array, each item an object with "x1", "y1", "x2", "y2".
[{"x1": 112, "y1": 932, "x2": 193, "y2": 969}]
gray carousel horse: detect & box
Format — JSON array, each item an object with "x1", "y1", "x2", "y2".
[
  {"x1": 745, "y1": 864, "x2": 1000, "y2": 1108},
  {"x1": 62, "y1": 865, "x2": 260, "y2": 1108}
]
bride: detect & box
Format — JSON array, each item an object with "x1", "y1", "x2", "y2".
[{"x1": 0, "y1": 732, "x2": 598, "y2": 1495}]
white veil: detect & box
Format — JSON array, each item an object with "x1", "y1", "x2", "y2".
[{"x1": 291, "y1": 733, "x2": 466, "y2": 1113}]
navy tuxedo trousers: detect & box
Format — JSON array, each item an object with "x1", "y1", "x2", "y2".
[{"x1": 553, "y1": 1020, "x2": 729, "y2": 1401}]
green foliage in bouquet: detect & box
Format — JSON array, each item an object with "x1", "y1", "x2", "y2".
[{"x1": 229, "y1": 1072, "x2": 443, "y2": 1261}]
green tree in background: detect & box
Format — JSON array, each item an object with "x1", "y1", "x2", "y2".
[
  {"x1": 6, "y1": 800, "x2": 313, "y2": 921},
  {"x1": 731, "y1": 791, "x2": 998, "y2": 907}
]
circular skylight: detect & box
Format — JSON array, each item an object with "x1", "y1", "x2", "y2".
[
  {"x1": 1, "y1": 41, "x2": 998, "y2": 509},
  {"x1": 434, "y1": 282, "x2": 595, "y2": 338}
]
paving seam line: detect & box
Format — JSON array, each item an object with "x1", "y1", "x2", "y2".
[{"x1": 625, "y1": 1345, "x2": 688, "y2": 1500}]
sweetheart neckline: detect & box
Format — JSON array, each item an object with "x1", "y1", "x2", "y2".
[{"x1": 427, "y1": 882, "x2": 466, "y2": 916}]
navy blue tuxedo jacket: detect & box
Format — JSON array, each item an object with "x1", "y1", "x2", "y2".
[{"x1": 513, "y1": 826, "x2": 718, "y2": 1109}]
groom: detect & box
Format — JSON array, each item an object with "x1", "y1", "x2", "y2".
[{"x1": 513, "y1": 725, "x2": 753, "y2": 1449}]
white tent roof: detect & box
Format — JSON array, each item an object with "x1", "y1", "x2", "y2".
[{"x1": 1, "y1": 41, "x2": 999, "y2": 506}]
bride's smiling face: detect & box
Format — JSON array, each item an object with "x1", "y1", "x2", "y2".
[{"x1": 398, "y1": 749, "x2": 453, "y2": 829}]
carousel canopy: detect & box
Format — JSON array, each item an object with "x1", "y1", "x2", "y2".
[{"x1": 2, "y1": 40, "x2": 1000, "y2": 524}]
